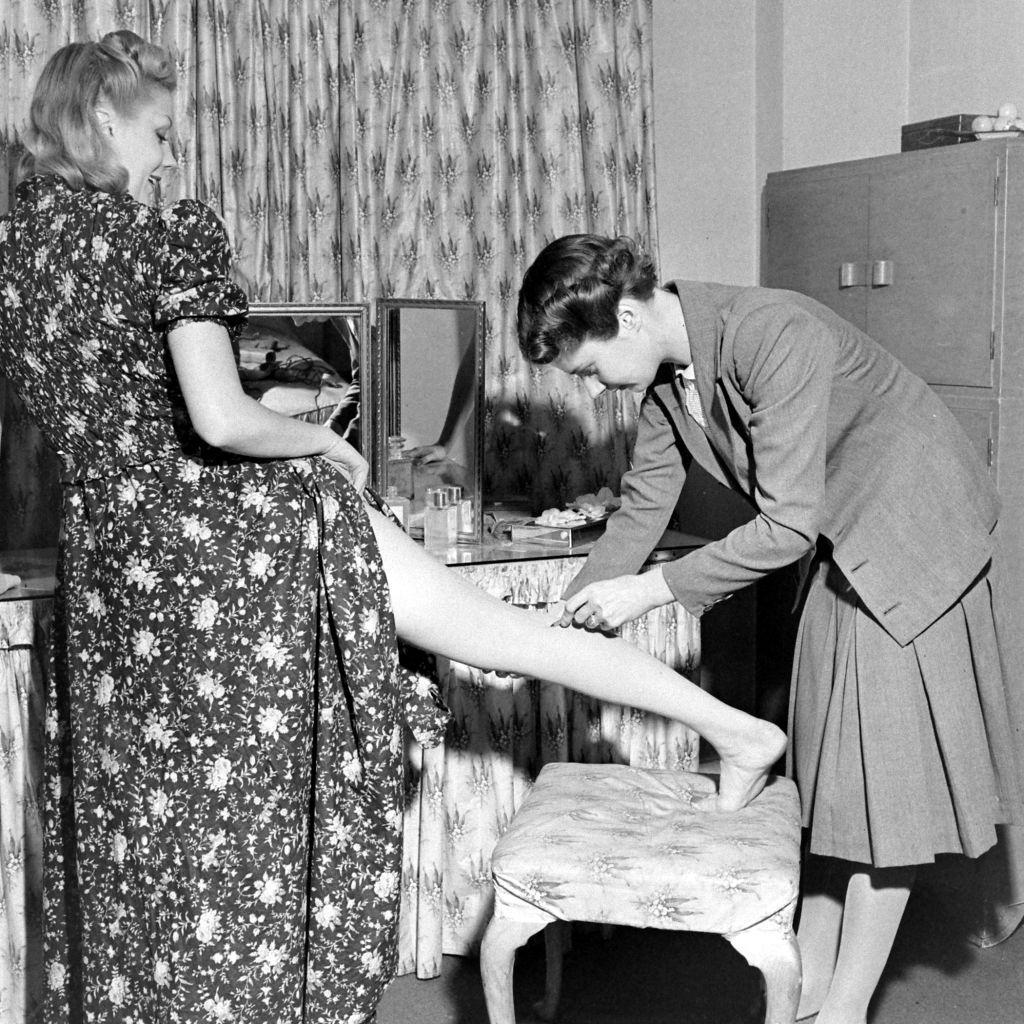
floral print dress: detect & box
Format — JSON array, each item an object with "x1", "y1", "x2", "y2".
[{"x1": 0, "y1": 176, "x2": 440, "y2": 1024}]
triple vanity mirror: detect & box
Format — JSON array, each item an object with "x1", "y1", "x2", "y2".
[{"x1": 247, "y1": 298, "x2": 486, "y2": 543}]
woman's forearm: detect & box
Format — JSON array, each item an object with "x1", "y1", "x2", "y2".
[
  {"x1": 168, "y1": 320, "x2": 340, "y2": 460},
  {"x1": 202, "y1": 392, "x2": 339, "y2": 459}
]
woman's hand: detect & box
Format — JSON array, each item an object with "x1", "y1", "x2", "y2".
[
  {"x1": 558, "y1": 568, "x2": 675, "y2": 630},
  {"x1": 0, "y1": 572, "x2": 22, "y2": 595},
  {"x1": 322, "y1": 435, "x2": 369, "y2": 493},
  {"x1": 408, "y1": 443, "x2": 447, "y2": 466}
]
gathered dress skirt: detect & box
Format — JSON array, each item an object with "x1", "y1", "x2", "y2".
[
  {"x1": 41, "y1": 456, "x2": 446, "y2": 1024},
  {"x1": 788, "y1": 553, "x2": 1024, "y2": 868}
]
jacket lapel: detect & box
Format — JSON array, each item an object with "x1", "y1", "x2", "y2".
[
  {"x1": 669, "y1": 280, "x2": 721, "y2": 425},
  {"x1": 664, "y1": 282, "x2": 748, "y2": 492},
  {"x1": 663, "y1": 281, "x2": 723, "y2": 443},
  {"x1": 651, "y1": 376, "x2": 734, "y2": 492}
]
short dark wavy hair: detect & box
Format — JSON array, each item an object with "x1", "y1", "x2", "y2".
[{"x1": 517, "y1": 234, "x2": 658, "y2": 364}]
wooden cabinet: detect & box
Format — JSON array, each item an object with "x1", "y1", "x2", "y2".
[{"x1": 765, "y1": 143, "x2": 1004, "y2": 390}]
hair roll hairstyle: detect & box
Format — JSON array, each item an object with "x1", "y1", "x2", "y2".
[
  {"x1": 18, "y1": 30, "x2": 176, "y2": 194},
  {"x1": 516, "y1": 234, "x2": 658, "y2": 364}
]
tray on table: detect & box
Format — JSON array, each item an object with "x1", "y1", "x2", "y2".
[{"x1": 509, "y1": 513, "x2": 610, "y2": 549}]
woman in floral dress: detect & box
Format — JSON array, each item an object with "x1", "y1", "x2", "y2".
[{"x1": 0, "y1": 32, "x2": 786, "y2": 1024}]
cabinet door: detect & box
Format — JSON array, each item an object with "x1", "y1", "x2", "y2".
[
  {"x1": 764, "y1": 173, "x2": 870, "y2": 330},
  {"x1": 866, "y1": 154, "x2": 999, "y2": 387}
]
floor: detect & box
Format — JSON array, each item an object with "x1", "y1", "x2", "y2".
[{"x1": 377, "y1": 888, "x2": 1024, "y2": 1023}]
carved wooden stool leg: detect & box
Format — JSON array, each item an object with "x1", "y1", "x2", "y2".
[
  {"x1": 726, "y1": 917, "x2": 802, "y2": 1024},
  {"x1": 480, "y1": 913, "x2": 551, "y2": 1024},
  {"x1": 532, "y1": 919, "x2": 568, "y2": 1021}
]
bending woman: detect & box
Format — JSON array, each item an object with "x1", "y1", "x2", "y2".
[
  {"x1": 0, "y1": 33, "x2": 783, "y2": 1024},
  {"x1": 516, "y1": 233, "x2": 1024, "y2": 1024}
]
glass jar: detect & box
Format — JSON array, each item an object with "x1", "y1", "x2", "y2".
[
  {"x1": 387, "y1": 434, "x2": 414, "y2": 498},
  {"x1": 445, "y1": 485, "x2": 474, "y2": 538},
  {"x1": 423, "y1": 487, "x2": 457, "y2": 551},
  {"x1": 383, "y1": 485, "x2": 411, "y2": 528}
]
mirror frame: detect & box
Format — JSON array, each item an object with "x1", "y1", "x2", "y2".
[
  {"x1": 246, "y1": 301, "x2": 373, "y2": 462},
  {"x1": 372, "y1": 298, "x2": 486, "y2": 542}
]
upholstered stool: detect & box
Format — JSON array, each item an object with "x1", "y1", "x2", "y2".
[{"x1": 480, "y1": 762, "x2": 802, "y2": 1024}]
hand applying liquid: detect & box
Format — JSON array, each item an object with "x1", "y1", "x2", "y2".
[{"x1": 557, "y1": 567, "x2": 675, "y2": 631}]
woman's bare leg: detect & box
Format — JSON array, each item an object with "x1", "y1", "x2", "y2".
[{"x1": 368, "y1": 509, "x2": 785, "y2": 810}]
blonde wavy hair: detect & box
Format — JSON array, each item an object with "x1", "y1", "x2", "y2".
[{"x1": 18, "y1": 30, "x2": 176, "y2": 194}]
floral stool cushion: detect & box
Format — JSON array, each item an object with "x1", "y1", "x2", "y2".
[{"x1": 480, "y1": 762, "x2": 803, "y2": 1024}]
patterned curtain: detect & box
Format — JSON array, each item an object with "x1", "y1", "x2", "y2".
[
  {"x1": 1, "y1": 0, "x2": 657, "y2": 525},
  {"x1": 321, "y1": 0, "x2": 659, "y2": 508}
]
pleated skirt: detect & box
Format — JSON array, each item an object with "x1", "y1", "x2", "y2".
[{"x1": 788, "y1": 556, "x2": 1024, "y2": 868}]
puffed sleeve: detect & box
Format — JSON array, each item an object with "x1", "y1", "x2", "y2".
[{"x1": 153, "y1": 200, "x2": 248, "y2": 335}]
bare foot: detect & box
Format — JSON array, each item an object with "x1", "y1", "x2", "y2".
[{"x1": 697, "y1": 720, "x2": 787, "y2": 811}]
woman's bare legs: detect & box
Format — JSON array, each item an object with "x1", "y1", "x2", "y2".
[
  {"x1": 797, "y1": 858, "x2": 916, "y2": 1023},
  {"x1": 368, "y1": 508, "x2": 786, "y2": 810}
]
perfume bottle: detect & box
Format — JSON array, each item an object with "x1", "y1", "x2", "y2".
[
  {"x1": 387, "y1": 435, "x2": 414, "y2": 498},
  {"x1": 423, "y1": 487, "x2": 457, "y2": 551},
  {"x1": 383, "y1": 484, "x2": 411, "y2": 528},
  {"x1": 446, "y1": 485, "x2": 474, "y2": 539}
]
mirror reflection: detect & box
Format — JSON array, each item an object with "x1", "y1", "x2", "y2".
[
  {"x1": 242, "y1": 303, "x2": 370, "y2": 457},
  {"x1": 375, "y1": 299, "x2": 485, "y2": 542}
]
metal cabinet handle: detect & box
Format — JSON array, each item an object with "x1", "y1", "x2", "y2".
[
  {"x1": 872, "y1": 259, "x2": 895, "y2": 287},
  {"x1": 839, "y1": 262, "x2": 869, "y2": 288}
]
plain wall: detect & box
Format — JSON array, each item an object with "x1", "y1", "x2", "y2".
[
  {"x1": 907, "y1": 0, "x2": 1024, "y2": 121},
  {"x1": 779, "y1": 0, "x2": 910, "y2": 170},
  {"x1": 653, "y1": 0, "x2": 1024, "y2": 286},
  {"x1": 652, "y1": 2, "x2": 759, "y2": 283}
]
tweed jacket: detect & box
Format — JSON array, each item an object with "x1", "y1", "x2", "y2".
[{"x1": 566, "y1": 282, "x2": 999, "y2": 646}]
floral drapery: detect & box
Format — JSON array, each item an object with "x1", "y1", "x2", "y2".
[
  {"x1": 0, "y1": 598, "x2": 48, "y2": 1024},
  {"x1": 1, "y1": 0, "x2": 658, "y2": 543}
]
